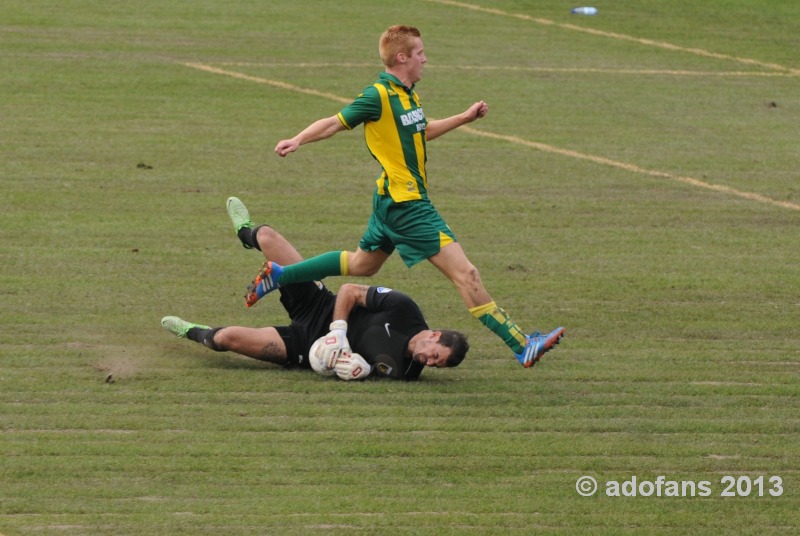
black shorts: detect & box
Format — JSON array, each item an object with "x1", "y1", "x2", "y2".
[{"x1": 275, "y1": 281, "x2": 335, "y2": 369}]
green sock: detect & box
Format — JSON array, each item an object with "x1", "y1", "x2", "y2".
[
  {"x1": 470, "y1": 301, "x2": 528, "y2": 354},
  {"x1": 279, "y1": 251, "x2": 346, "y2": 285}
]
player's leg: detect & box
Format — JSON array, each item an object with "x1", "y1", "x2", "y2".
[
  {"x1": 274, "y1": 248, "x2": 385, "y2": 284},
  {"x1": 253, "y1": 224, "x2": 304, "y2": 265},
  {"x1": 278, "y1": 206, "x2": 393, "y2": 284},
  {"x1": 212, "y1": 326, "x2": 288, "y2": 365},
  {"x1": 245, "y1": 248, "x2": 389, "y2": 306},
  {"x1": 161, "y1": 316, "x2": 289, "y2": 365},
  {"x1": 277, "y1": 206, "x2": 393, "y2": 282},
  {"x1": 227, "y1": 196, "x2": 304, "y2": 264},
  {"x1": 245, "y1": 209, "x2": 394, "y2": 305},
  {"x1": 428, "y1": 243, "x2": 527, "y2": 351},
  {"x1": 428, "y1": 243, "x2": 563, "y2": 367},
  {"x1": 227, "y1": 196, "x2": 301, "y2": 305},
  {"x1": 345, "y1": 248, "x2": 390, "y2": 276},
  {"x1": 427, "y1": 243, "x2": 491, "y2": 307},
  {"x1": 378, "y1": 200, "x2": 529, "y2": 359}
]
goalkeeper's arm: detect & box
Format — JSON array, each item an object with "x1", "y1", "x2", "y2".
[
  {"x1": 331, "y1": 284, "x2": 370, "y2": 324},
  {"x1": 321, "y1": 283, "x2": 371, "y2": 355},
  {"x1": 307, "y1": 284, "x2": 370, "y2": 376}
]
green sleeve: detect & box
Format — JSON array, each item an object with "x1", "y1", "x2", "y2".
[{"x1": 337, "y1": 85, "x2": 381, "y2": 130}]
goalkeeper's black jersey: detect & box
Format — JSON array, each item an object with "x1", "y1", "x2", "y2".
[{"x1": 346, "y1": 286, "x2": 427, "y2": 381}]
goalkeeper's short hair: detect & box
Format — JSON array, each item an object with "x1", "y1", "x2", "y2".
[{"x1": 437, "y1": 330, "x2": 469, "y2": 367}]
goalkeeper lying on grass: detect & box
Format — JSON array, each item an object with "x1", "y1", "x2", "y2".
[{"x1": 161, "y1": 198, "x2": 470, "y2": 380}]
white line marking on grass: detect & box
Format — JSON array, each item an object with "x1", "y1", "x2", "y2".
[
  {"x1": 183, "y1": 62, "x2": 350, "y2": 104},
  {"x1": 459, "y1": 126, "x2": 800, "y2": 211},
  {"x1": 183, "y1": 62, "x2": 800, "y2": 212},
  {"x1": 435, "y1": 66, "x2": 797, "y2": 77},
  {"x1": 218, "y1": 61, "x2": 376, "y2": 69},
  {"x1": 422, "y1": 0, "x2": 800, "y2": 75}
]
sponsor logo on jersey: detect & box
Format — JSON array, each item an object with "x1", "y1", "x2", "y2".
[
  {"x1": 376, "y1": 287, "x2": 392, "y2": 293},
  {"x1": 376, "y1": 362, "x2": 394, "y2": 376},
  {"x1": 400, "y1": 108, "x2": 425, "y2": 127}
]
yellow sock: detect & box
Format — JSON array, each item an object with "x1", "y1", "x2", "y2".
[{"x1": 469, "y1": 301, "x2": 527, "y2": 354}]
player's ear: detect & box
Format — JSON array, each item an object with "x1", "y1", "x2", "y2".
[{"x1": 430, "y1": 330, "x2": 442, "y2": 341}]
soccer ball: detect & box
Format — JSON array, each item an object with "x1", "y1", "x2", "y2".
[{"x1": 308, "y1": 333, "x2": 349, "y2": 376}]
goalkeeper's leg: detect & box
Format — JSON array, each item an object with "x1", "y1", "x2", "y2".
[
  {"x1": 227, "y1": 197, "x2": 306, "y2": 265},
  {"x1": 161, "y1": 316, "x2": 294, "y2": 366}
]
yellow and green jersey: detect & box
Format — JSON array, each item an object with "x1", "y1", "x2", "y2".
[{"x1": 337, "y1": 73, "x2": 428, "y2": 203}]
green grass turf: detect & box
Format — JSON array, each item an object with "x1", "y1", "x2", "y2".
[{"x1": 1, "y1": 1, "x2": 798, "y2": 534}]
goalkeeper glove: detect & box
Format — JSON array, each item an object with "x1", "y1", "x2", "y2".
[{"x1": 334, "y1": 352, "x2": 371, "y2": 380}]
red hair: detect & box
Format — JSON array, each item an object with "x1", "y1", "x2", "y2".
[{"x1": 379, "y1": 25, "x2": 421, "y2": 67}]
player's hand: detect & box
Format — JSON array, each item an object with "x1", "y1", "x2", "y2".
[
  {"x1": 328, "y1": 319, "x2": 347, "y2": 337},
  {"x1": 309, "y1": 331, "x2": 350, "y2": 375},
  {"x1": 326, "y1": 319, "x2": 351, "y2": 355},
  {"x1": 275, "y1": 138, "x2": 299, "y2": 157},
  {"x1": 334, "y1": 352, "x2": 371, "y2": 380},
  {"x1": 467, "y1": 100, "x2": 488, "y2": 122}
]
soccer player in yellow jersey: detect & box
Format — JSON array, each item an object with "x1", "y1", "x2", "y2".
[{"x1": 242, "y1": 25, "x2": 563, "y2": 367}]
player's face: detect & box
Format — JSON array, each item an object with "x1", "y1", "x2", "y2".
[
  {"x1": 404, "y1": 37, "x2": 426, "y2": 84},
  {"x1": 412, "y1": 335, "x2": 452, "y2": 368}
]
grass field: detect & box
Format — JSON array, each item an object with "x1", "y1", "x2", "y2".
[{"x1": 2, "y1": 1, "x2": 799, "y2": 534}]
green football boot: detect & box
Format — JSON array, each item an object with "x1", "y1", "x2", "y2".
[
  {"x1": 161, "y1": 316, "x2": 210, "y2": 338},
  {"x1": 226, "y1": 196, "x2": 254, "y2": 248}
]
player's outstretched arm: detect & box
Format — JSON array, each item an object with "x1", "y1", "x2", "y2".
[
  {"x1": 426, "y1": 100, "x2": 488, "y2": 141},
  {"x1": 274, "y1": 115, "x2": 345, "y2": 157}
]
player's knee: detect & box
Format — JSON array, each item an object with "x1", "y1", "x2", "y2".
[
  {"x1": 457, "y1": 263, "x2": 481, "y2": 286},
  {"x1": 449, "y1": 263, "x2": 485, "y2": 294},
  {"x1": 355, "y1": 263, "x2": 381, "y2": 276},
  {"x1": 468, "y1": 263, "x2": 481, "y2": 282},
  {"x1": 348, "y1": 252, "x2": 383, "y2": 276},
  {"x1": 209, "y1": 327, "x2": 232, "y2": 351},
  {"x1": 255, "y1": 225, "x2": 278, "y2": 245}
]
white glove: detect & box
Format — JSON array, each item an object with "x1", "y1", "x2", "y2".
[
  {"x1": 328, "y1": 320, "x2": 349, "y2": 344},
  {"x1": 309, "y1": 320, "x2": 356, "y2": 377},
  {"x1": 309, "y1": 331, "x2": 350, "y2": 376},
  {"x1": 323, "y1": 319, "x2": 351, "y2": 362},
  {"x1": 334, "y1": 352, "x2": 372, "y2": 381}
]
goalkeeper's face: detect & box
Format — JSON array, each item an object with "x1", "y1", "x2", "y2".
[{"x1": 412, "y1": 338, "x2": 452, "y2": 368}]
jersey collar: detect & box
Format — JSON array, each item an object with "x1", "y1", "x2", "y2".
[{"x1": 380, "y1": 72, "x2": 415, "y2": 92}]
